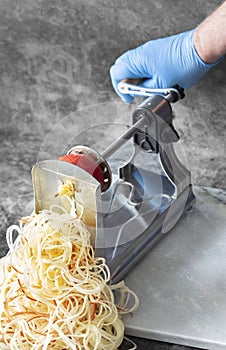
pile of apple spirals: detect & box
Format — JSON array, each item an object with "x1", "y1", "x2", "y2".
[{"x1": 0, "y1": 207, "x2": 139, "y2": 349}]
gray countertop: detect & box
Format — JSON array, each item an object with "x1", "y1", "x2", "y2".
[{"x1": 123, "y1": 186, "x2": 226, "y2": 349}]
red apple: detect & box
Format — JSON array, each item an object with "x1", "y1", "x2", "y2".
[{"x1": 59, "y1": 154, "x2": 105, "y2": 189}]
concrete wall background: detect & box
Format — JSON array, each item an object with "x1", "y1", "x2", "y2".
[{"x1": 0, "y1": 0, "x2": 225, "y2": 245}]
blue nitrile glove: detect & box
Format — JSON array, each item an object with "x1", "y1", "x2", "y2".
[{"x1": 110, "y1": 29, "x2": 223, "y2": 103}]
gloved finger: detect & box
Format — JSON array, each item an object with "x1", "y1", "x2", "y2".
[
  {"x1": 114, "y1": 51, "x2": 131, "y2": 65},
  {"x1": 138, "y1": 78, "x2": 158, "y2": 89},
  {"x1": 110, "y1": 61, "x2": 135, "y2": 103},
  {"x1": 110, "y1": 47, "x2": 155, "y2": 103}
]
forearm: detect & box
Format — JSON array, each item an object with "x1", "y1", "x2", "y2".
[{"x1": 194, "y1": 1, "x2": 226, "y2": 63}]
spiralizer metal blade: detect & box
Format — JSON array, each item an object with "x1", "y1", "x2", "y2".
[{"x1": 32, "y1": 159, "x2": 103, "y2": 250}]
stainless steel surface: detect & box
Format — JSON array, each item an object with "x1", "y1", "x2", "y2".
[
  {"x1": 123, "y1": 186, "x2": 226, "y2": 350},
  {"x1": 102, "y1": 144, "x2": 195, "y2": 282}
]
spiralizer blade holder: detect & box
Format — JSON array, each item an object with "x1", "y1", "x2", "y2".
[{"x1": 32, "y1": 82, "x2": 195, "y2": 283}]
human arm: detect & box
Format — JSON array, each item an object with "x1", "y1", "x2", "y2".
[
  {"x1": 194, "y1": 0, "x2": 226, "y2": 63},
  {"x1": 110, "y1": 1, "x2": 226, "y2": 103}
]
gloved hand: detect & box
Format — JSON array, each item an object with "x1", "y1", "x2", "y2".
[{"x1": 110, "y1": 29, "x2": 222, "y2": 103}]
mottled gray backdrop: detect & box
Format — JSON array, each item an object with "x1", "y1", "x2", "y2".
[{"x1": 0, "y1": 1, "x2": 225, "y2": 349}]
